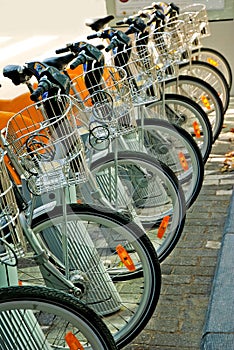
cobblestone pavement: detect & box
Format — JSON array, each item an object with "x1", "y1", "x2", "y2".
[{"x1": 126, "y1": 100, "x2": 234, "y2": 350}]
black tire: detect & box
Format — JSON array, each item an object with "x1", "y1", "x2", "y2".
[
  {"x1": 0, "y1": 285, "x2": 117, "y2": 350},
  {"x1": 178, "y1": 60, "x2": 230, "y2": 113},
  {"x1": 135, "y1": 118, "x2": 204, "y2": 208},
  {"x1": 145, "y1": 93, "x2": 213, "y2": 162},
  {"x1": 164, "y1": 75, "x2": 224, "y2": 142},
  {"x1": 31, "y1": 203, "x2": 161, "y2": 348},
  {"x1": 191, "y1": 47, "x2": 232, "y2": 89},
  {"x1": 90, "y1": 151, "x2": 186, "y2": 261}
]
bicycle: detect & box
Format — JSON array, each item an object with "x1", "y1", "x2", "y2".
[
  {"x1": 54, "y1": 41, "x2": 203, "y2": 209},
  {"x1": 166, "y1": 4, "x2": 230, "y2": 113},
  {"x1": 139, "y1": 2, "x2": 230, "y2": 113},
  {"x1": 0, "y1": 149, "x2": 117, "y2": 350},
  {"x1": 112, "y1": 9, "x2": 225, "y2": 143},
  {"x1": 3, "y1": 57, "x2": 188, "y2": 266},
  {"x1": 85, "y1": 16, "x2": 213, "y2": 161},
  {"x1": 163, "y1": 1, "x2": 232, "y2": 89},
  {"x1": 0, "y1": 86, "x2": 162, "y2": 348}
]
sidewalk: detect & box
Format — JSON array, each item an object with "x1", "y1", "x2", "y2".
[
  {"x1": 126, "y1": 99, "x2": 234, "y2": 350},
  {"x1": 201, "y1": 189, "x2": 234, "y2": 349}
]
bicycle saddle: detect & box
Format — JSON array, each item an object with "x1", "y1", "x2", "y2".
[
  {"x1": 3, "y1": 65, "x2": 33, "y2": 85},
  {"x1": 43, "y1": 53, "x2": 75, "y2": 71},
  {"x1": 85, "y1": 15, "x2": 114, "y2": 31}
]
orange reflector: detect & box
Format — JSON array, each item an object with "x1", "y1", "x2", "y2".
[
  {"x1": 201, "y1": 95, "x2": 211, "y2": 110},
  {"x1": 65, "y1": 332, "x2": 84, "y2": 350},
  {"x1": 178, "y1": 152, "x2": 189, "y2": 171},
  {"x1": 116, "y1": 245, "x2": 136, "y2": 271},
  {"x1": 207, "y1": 58, "x2": 218, "y2": 67},
  {"x1": 193, "y1": 121, "x2": 201, "y2": 138},
  {"x1": 18, "y1": 280, "x2": 23, "y2": 286},
  {"x1": 157, "y1": 216, "x2": 170, "y2": 239}
]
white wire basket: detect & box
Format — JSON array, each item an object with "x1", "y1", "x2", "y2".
[
  {"x1": 4, "y1": 95, "x2": 88, "y2": 196},
  {"x1": 70, "y1": 65, "x2": 136, "y2": 140},
  {"x1": 107, "y1": 43, "x2": 160, "y2": 105},
  {"x1": 0, "y1": 151, "x2": 26, "y2": 263},
  {"x1": 178, "y1": 3, "x2": 210, "y2": 47},
  {"x1": 148, "y1": 21, "x2": 186, "y2": 80},
  {"x1": 153, "y1": 20, "x2": 186, "y2": 55},
  {"x1": 149, "y1": 27, "x2": 182, "y2": 80}
]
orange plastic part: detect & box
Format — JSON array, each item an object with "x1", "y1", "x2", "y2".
[
  {"x1": 0, "y1": 110, "x2": 45, "y2": 185},
  {"x1": 178, "y1": 151, "x2": 189, "y2": 171},
  {"x1": 65, "y1": 332, "x2": 84, "y2": 350},
  {"x1": 207, "y1": 58, "x2": 218, "y2": 67},
  {"x1": 192, "y1": 120, "x2": 201, "y2": 138},
  {"x1": 201, "y1": 95, "x2": 211, "y2": 110},
  {"x1": 116, "y1": 244, "x2": 136, "y2": 271},
  {"x1": 157, "y1": 215, "x2": 170, "y2": 239}
]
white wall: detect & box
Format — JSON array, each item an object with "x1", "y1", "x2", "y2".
[
  {"x1": 202, "y1": 20, "x2": 234, "y2": 96},
  {"x1": 1, "y1": 0, "x2": 107, "y2": 36},
  {"x1": 1, "y1": 1, "x2": 233, "y2": 97}
]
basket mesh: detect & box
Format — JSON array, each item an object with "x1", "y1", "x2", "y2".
[
  {"x1": 0, "y1": 152, "x2": 26, "y2": 263},
  {"x1": 180, "y1": 4, "x2": 210, "y2": 39},
  {"x1": 71, "y1": 65, "x2": 136, "y2": 140},
  {"x1": 4, "y1": 95, "x2": 88, "y2": 195}
]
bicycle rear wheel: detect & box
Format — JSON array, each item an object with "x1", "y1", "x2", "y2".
[
  {"x1": 30, "y1": 203, "x2": 161, "y2": 349},
  {"x1": 0, "y1": 285, "x2": 117, "y2": 350}
]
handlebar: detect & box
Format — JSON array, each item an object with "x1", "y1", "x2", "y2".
[
  {"x1": 55, "y1": 46, "x2": 71, "y2": 54},
  {"x1": 87, "y1": 32, "x2": 101, "y2": 40},
  {"x1": 168, "y1": 2, "x2": 180, "y2": 15},
  {"x1": 147, "y1": 10, "x2": 166, "y2": 25},
  {"x1": 105, "y1": 38, "x2": 119, "y2": 52},
  {"x1": 87, "y1": 29, "x2": 114, "y2": 41},
  {"x1": 55, "y1": 42, "x2": 86, "y2": 55},
  {"x1": 115, "y1": 19, "x2": 125, "y2": 26},
  {"x1": 125, "y1": 24, "x2": 141, "y2": 35},
  {"x1": 56, "y1": 42, "x2": 104, "y2": 67},
  {"x1": 69, "y1": 52, "x2": 87, "y2": 70},
  {"x1": 30, "y1": 83, "x2": 48, "y2": 102},
  {"x1": 30, "y1": 66, "x2": 71, "y2": 101}
]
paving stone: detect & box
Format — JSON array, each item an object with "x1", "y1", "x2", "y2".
[{"x1": 126, "y1": 101, "x2": 234, "y2": 349}]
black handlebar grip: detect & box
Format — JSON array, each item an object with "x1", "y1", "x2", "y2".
[
  {"x1": 55, "y1": 47, "x2": 70, "y2": 54},
  {"x1": 30, "y1": 86, "x2": 45, "y2": 101},
  {"x1": 125, "y1": 26, "x2": 138, "y2": 35},
  {"x1": 105, "y1": 40, "x2": 117, "y2": 52},
  {"x1": 170, "y1": 2, "x2": 180, "y2": 14},
  {"x1": 87, "y1": 33, "x2": 99, "y2": 40},
  {"x1": 70, "y1": 55, "x2": 86, "y2": 70},
  {"x1": 115, "y1": 20, "x2": 125, "y2": 25}
]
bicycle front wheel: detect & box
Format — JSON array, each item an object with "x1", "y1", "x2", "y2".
[
  {"x1": 31, "y1": 203, "x2": 161, "y2": 348},
  {"x1": 145, "y1": 93, "x2": 213, "y2": 162},
  {"x1": 90, "y1": 151, "x2": 186, "y2": 261},
  {"x1": 0, "y1": 285, "x2": 117, "y2": 350},
  {"x1": 164, "y1": 75, "x2": 224, "y2": 142},
  {"x1": 133, "y1": 118, "x2": 204, "y2": 209},
  {"x1": 191, "y1": 47, "x2": 232, "y2": 89},
  {"x1": 178, "y1": 60, "x2": 230, "y2": 113}
]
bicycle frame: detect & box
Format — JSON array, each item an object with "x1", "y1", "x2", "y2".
[{"x1": 0, "y1": 98, "x2": 123, "y2": 317}]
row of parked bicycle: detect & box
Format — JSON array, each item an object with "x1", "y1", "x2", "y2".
[{"x1": 0, "y1": 2, "x2": 232, "y2": 349}]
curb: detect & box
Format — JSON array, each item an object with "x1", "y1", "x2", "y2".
[{"x1": 201, "y1": 188, "x2": 234, "y2": 349}]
